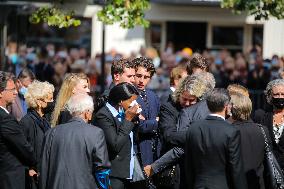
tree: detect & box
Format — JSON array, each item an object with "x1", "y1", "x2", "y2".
[
  {"x1": 221, "y1": 0, "x2": 284, "y2": 20},
  {"x1": 29, "y1": 6, "x2": 81, "y2": 28},
  {"x1": 29, "y1": 0, "x2": 150, "y2": 29},
  {"x1": 97, "y1": 0, "x2": 150, "y2": 28}
]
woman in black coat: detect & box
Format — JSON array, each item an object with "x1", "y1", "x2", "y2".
[
  {"x1": 254, "y1": 79, "x2": 284, "y2": 170},
  {"x1": 231, "y1": 93, "x2": 266, "y2": 189},
  {"x1": 94, "y1": 82, "x2": 141, "y2": 189},
  {"x1": 20, "y1": 80, "x2": 54, "y2": 189}
]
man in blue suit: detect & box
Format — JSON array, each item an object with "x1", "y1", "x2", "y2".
[{"x1": 133, "y1": 57, "x2": 161, "y2": 167}]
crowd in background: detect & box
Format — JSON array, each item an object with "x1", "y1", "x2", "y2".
[
  {"x1": 2, "y1": 40, "x2": 284, "y2": 189},
  {"x1": 0, "y1": 49, "x2": 284, "y2": 189},
  {"x1": 3, "y1": 41, "x2": 284, "y2": 96}
]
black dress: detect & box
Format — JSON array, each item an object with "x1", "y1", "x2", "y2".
[{"x1": 233, "y1": 120, "x2": 265, "y2": 189}]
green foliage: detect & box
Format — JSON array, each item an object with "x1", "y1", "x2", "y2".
[
  {"x1": 221, "y1": 0, "x2": 284, "y2": 20},
  {"x1": 29, "y1": 6, "x2": 81, "y2": 28},
  {"x1": 97, "y1": 0, "x2": 150, "y2": 28}
]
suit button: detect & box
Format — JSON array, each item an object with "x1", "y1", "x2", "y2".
[{"x1": 116, "y1": 155, "x2": 120, "y2": 158}]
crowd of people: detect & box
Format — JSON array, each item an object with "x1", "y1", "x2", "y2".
[
  {"x1": 1, "y1": 46, "x2": 284, "y2": 189},
  {"x1": 3, "y1": 41, "x2": 284, "y2": 95}
]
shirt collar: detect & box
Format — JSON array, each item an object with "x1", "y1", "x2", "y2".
[
  {"x1": 170, "y1": 87, "x2": 176, "y2": 92},
  {"x1": 106, "y1": 102, "x2": 119, "y2": 117},
  {"x1": 209, "y1": 113, "x2": 225, "y2": 120},
  {"x1": 0, "y1": 106, "x2": 9, "y2": 114}
]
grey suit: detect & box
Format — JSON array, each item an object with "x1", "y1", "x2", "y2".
[
  {"x1": 152, "y1": 100, "x2": 210, "y2": 174},
  {"x1": 177, "y1": 100, "x2": 210, "y2": 131},
  {"x1": 40, "y1": 117, "x2": 110, "y2": 189}
]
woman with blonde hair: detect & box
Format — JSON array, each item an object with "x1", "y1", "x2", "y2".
[
  {"x1": 231, "y1": 93, "x2": 265, "y2": 189},
  {"x1": 20, "y1": 80, "x2": 54, "y2": 189},
  {"x1": 51, "y1": 73, "x2": 90, "y2": 126}
]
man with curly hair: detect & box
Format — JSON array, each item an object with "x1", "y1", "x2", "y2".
[
  {"x1": 186, "y1": 54, "x2": 209, "y2": 75},
  {"x1": 133, "y1": 57, "x2": 161, "y2": 167}
]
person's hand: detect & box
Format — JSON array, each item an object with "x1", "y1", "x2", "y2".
[
  {"x1": 125, "y1": 105, "x2": 139, "y2": 121},
  {"x1": 139, "y1": 114, "x2": 145, "y2": 120},
  {"x1": 144, "y1": 165, "x2": 153, "y2": 177},
  {"x1": 156, "y1": 117, "x2": 159, "y2": 122},
  {"x1": 29, "y1": 169, "x2": 38, "y2": 177}
]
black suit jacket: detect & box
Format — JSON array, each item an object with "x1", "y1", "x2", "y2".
[
  {"x1": 158, "y1": 94, "x2": 182, "y2": 153},
  {"x1": 185, "y1": 115, "x2": 247, "y2": 189},
  {"x1": 233, "y1": 120, "x2": 265, "y2": 189},
  {"x1": 165, "y1": 100, "x2": 210, "y2": 147},
  {"x1": 0, "y1": 108, "x2": 36, "y2": 189},
  {"x1": 94, "y1": 105, "x2": 135, "y2": 178}
]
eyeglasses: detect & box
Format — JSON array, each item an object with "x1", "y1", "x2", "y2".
[{"x1": 4, "y1": 88, "x2": 16, "y2": 92}]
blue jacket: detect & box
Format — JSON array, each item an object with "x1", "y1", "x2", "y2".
[{"x1": 136, "y1": 89, "x2": 161, "y2": 166}]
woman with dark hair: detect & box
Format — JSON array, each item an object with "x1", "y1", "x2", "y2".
[{"x1": 94, "y1": 82, "x2": 141, "y2": 189}]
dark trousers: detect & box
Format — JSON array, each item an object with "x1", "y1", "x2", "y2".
[{"x1": 110, "y1": 177, "x2": 148, "y2": 189}]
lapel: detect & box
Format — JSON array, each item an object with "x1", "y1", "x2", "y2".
[
  {"x1": 104, "y1": 106, "x2": 121, "y2": 131},
  {"x1": 137, "y1": 92, "x2": 149, "y2": 118},
  {"x1": 265, "y1": 112, "x2": 277, "y2": 144}
]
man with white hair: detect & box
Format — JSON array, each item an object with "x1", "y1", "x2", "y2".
[{"x1": 40, "y1": 93, "x2": 111, "y2": 189}]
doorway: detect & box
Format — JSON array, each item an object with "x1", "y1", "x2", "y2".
[{"x1": 166, "y1": 21, "x2": 207, "y2": 52}]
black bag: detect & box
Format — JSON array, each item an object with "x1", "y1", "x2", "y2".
[
  {"x1": 153, "y1": 165, "x2": 177, "y2": 188},
  {"x1": 258, "y1": 125, "x2": 284, "y2": 189},
  {"x1": 134, "y1": 150, "x2": 156, "y2": 189}
]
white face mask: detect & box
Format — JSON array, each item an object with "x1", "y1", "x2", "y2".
[{"x1": 19, "y1": 87, "x2": 28, "y2": 96}]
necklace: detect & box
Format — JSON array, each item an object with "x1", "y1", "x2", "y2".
[{"x1": 273, "y1": 112, "x2": 284, "y2": 127}]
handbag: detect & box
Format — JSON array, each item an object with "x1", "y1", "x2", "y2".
[
  {"x1": 134, "y1": 150, "x2": 157, "y2": 189},
  {"x1": 258, "y1": 124, "x2": 284, "y2": 189},
  {"x1": 153, "y1": 165, "x2": 177, "y2": 188}
]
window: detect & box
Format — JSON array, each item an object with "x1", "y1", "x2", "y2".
[
  {"x1": 149, "y1": 23, "x2": 162, "y2": 50},
  {"x1": 253, "y1": 26, "x2": 263, "y2": 46},
  {"x1": 212, "y1": 26, "x2": 243, "y2": 48}
]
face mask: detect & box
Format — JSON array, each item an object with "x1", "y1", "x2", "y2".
[
  {"x1": 10, "y1": 54, "x2": 18, "y2": 64},
  {"x1": 48, "y1": 50, "x2": 55, "y2": 57},
  {"x1": 272, "y1": 98, "x2": 284, "y2": 109},
  {"x1": 19, "y1": 87, "x2": 28, "y2": 96},
  {"x1": 43, "y1": 101, "x2": 55, "y2": 114}
]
